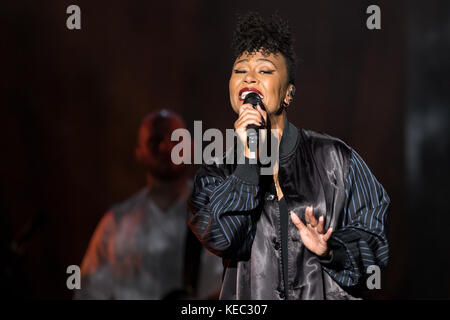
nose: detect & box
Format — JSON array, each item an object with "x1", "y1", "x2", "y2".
[{"x1": 244, "y1": 70, "x2": 258, "y2": 84}]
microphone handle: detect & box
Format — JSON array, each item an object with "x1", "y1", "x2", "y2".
[
  {"x1": 246, "y1": 105, "x2": 264, "y2": 136},
  {"x1": 244, "y1": 103, "x2": 265, "y2": 159},
  {"x1": 247, "y1": 125, "x2": 260, "y2": 160}
]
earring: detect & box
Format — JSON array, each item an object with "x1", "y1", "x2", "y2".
[
  {"x1": 287, "y1": 86, "x2": 295, "y2": 104},
  {"x1": 289, "y1": 86, "x2": 296, "y2": 98},
  {"x1": 281, "y1": 86, "x2": 295, "y2": 111}
]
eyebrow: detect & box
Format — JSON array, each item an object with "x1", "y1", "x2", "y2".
[{"x1": 234, "y1": 58, "x2": 277, "y2": 67}]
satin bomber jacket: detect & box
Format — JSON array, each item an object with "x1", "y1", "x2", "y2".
[{"x1": 188, "y1": 120, "x2": 390, "y2": 300}]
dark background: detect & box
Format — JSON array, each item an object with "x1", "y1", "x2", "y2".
[{"x1": 1, "y1": 0, "x2": 449, "y2": 299}]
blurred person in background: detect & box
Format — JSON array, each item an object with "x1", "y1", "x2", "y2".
[{"x1": 75, "y1": 109, "x2": 222, "y2": 300}]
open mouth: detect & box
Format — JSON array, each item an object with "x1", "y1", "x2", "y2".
[{"x1": 238, "y1": 87, "x2": 264, "y2": 101}]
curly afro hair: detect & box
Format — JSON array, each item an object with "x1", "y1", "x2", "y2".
[{"x1": 231, "y1": 11, "x2": 296, "y2": 85}]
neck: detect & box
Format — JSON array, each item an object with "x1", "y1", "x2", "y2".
[{"x1": 269, "y1": 111, "x2": 286, "y2": 142}]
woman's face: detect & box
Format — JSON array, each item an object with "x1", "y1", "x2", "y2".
[{"x1": 229, "y1": 50, "x2": 291, "y2": 116}]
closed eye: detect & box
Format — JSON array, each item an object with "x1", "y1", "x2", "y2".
[{"x1": 233, "y1": 69, "x2": 275, "y2": 74}]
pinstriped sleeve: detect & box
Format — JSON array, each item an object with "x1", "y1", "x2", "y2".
[
  {"x1": 321, "y1": 149, "x2": 390, "y2": 288},
  {"x1": 188, "y1": 164, "x2": 260, "y2": 258}
]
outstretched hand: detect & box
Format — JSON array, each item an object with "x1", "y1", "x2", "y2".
[{"x1": 290, "y1": 206, "x2": 333, "y2": 258}]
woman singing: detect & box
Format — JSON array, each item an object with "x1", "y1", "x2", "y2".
[{"x1": 188, "y1": 12, "x2": 390, "y2": 300}]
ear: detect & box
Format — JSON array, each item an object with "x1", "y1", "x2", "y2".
[{"x1": 283, "y1": 85, "x2": 296, "y2": 106}]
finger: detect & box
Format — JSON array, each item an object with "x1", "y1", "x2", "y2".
[
  {"x1": 317, "y1": 216, "x2": 325, "y2": 234},
  {"x1": 240, "y1": 119, "x2": 264, "y2": 130},
  {"x1": 239, "y1": 103, "x2": 254, "y2": 115},
  {"x1": 255, "y1": 105, "x2": 267, "y2": 123},
  {"x1": 308, "y1": 206, "x2": 318, "y2": 227},
  {"x1": 237, "y1": 107, "x2": 263, "y2": 121},
  {"x1": 241, "y1": 108, "x2": 264, "y2": 123},
  {"x1": 239, "y1": 119, "x2": 259, "y2": 130},
  {"x1": 305, "y1": 206, "x2": 317, "y2": 227},
  {"x1": 239, "y1": 111, "x2": 263, "y2": 123},
  {"x1": 235, "y1": 115, "x2": 262, "y2": 130},
  {"x1": 243, "y1": 103, "x2": 257, "y2": 111},
  {"x1": 241, "y1": 104, "x2": 262, "y2": 115},
  {"x1": 304, "y1": 206, "x2": 311, "y2": 225},
  {"x1": 322, "y1": 227, "x2": 333, "y2": 242},
  {"x1": 238, "y1": 104, "x2": 246, "y2": 115},
  {"x1": 290, "y1": 211, "x2": 306, "y2": 232}
]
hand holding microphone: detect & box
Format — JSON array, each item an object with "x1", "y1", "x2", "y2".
[{"x1": 234, "y1": 92, "x2": 267, "y2": 160}]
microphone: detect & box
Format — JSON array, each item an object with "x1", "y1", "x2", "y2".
[{"x1": 243, "y1": 92, "x2": 266, "y2": 159}]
